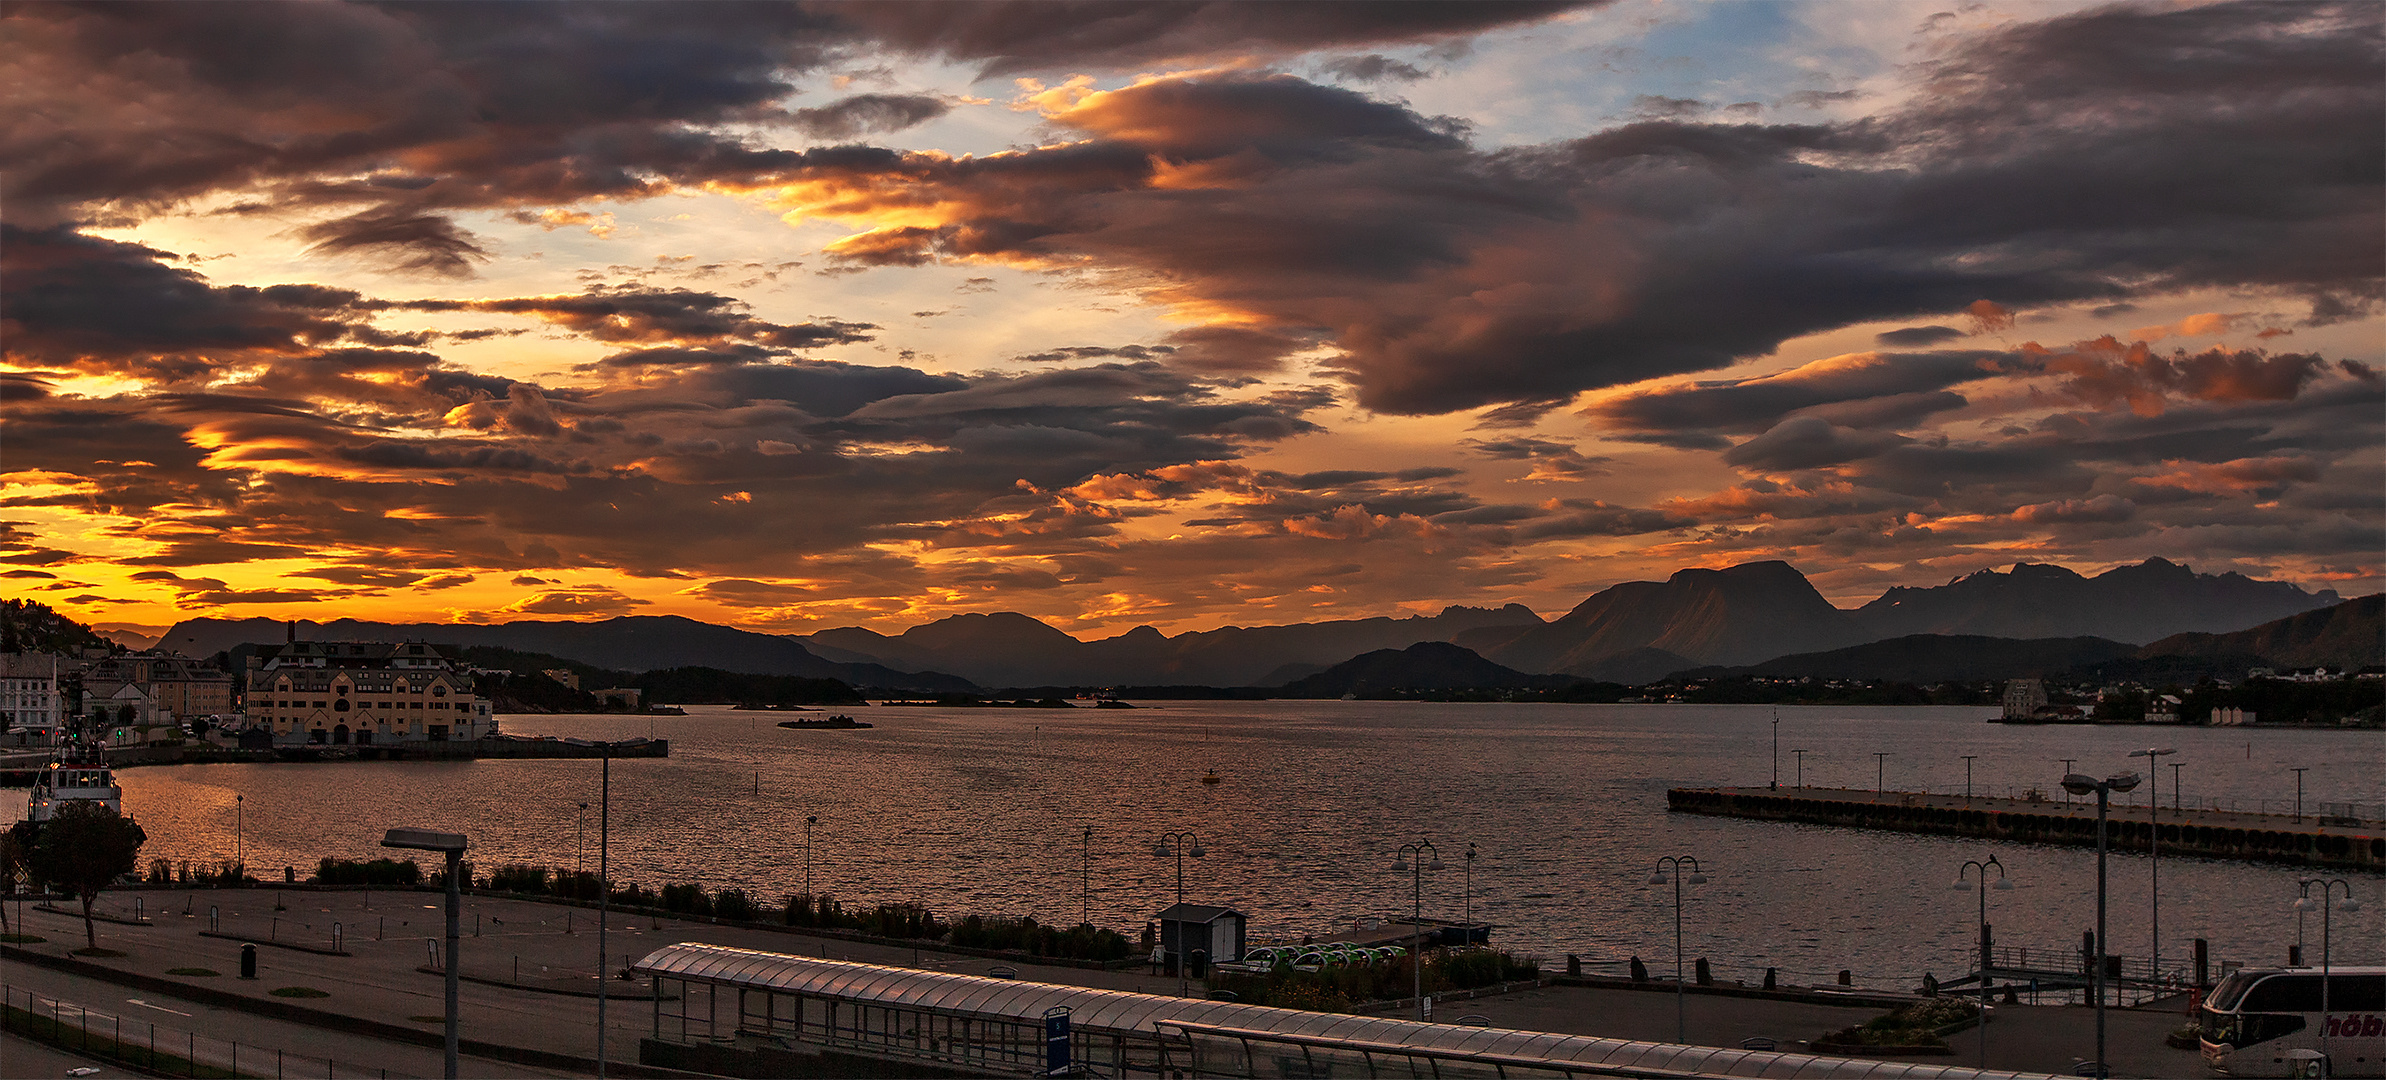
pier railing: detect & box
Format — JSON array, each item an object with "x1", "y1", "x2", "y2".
[{"x1": 2, "y1": 981, "x2": 412, "y2": 1079}]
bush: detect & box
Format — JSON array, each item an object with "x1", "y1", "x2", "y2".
[
  {"x1": 714, "y1": 888, "x2": 757, "y2": 921},
  {"x1": 1820, "y1": 997, "x2": 1978, "y2": 1048},
  {"x1": 660, "y1": 882, "x2": 712, "y2": 916},
  {"x1": 487, "y1": 864, "x2": 550, "y2": 894},
  {"x1": 146, "y1": 858, "x2": 172, "y2": 884},
  {"x1": 1210, "y1": 949, "x2": 1540, "y2": 1010},
  {"x1": 313, "y1": 857, "x2": 420, "y2": 887}
]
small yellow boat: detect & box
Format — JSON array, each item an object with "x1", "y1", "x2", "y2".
[{"x1": 1200, "y1": 769, "x2": 1221, "y2": 785}]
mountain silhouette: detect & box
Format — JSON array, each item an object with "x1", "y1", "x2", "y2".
[
  {"x1": 1852, "y1": 558, "x2": 2338, "y2": 644},
  {"x1": 1464, "y1": 561, "x2": 1865, "y2": 672},
  {"x1": 2137, "y1": 594, "x2": 2382, "y2": 670}
]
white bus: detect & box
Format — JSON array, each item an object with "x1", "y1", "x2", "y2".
[{"x1": 2201, "y1": 966, "x2": 2386, "y2": 1077}]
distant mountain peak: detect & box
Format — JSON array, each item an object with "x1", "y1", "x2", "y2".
[{"x1": 1854, "y1": 558, "x2": 2335, "y2": 645}]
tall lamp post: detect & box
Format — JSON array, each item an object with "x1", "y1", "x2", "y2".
[
  {"x1": 1960, "y1": 755, "x2": 1978, "y2": 801},
  {"x1": 1650, "y1": 855, "x2": 1707, "y2": 1044},
  {"x1": 1874, "y1": 752, "x2": 1891, "y2": 793},
  {"x1": 2059, "y1": 759, "x2": 2077, "y2": 805},
  {"x1": 2130, "y1": 747, "x2": 2177, "y2": 984},
  {"x1": 2062, "y1": 768, "x2": 2142, "y2": 1079},
  {"x1": 1393, "y1": 841, "x2": 1443, "y2": 1021},
  {"x1": 1791, "y1": 749, "x2": 1812, "y2": 789},
  {"x1": 596, "y1": 742, "x2": 614, "y2": 1080},
  {"x1": 1152, "y1": 830, "x2": 1205, "y2": 997},
  {"x1": 576, "y1": 801, "x2": 588, "y2": 876},
  {"x1": 2290, "y1": 767, "x2": 2309, "y2": 822},
  {"x1": 2293, "y1": 878, "x2": 2362, "y2": 1073},
  {"x1": 2169, "y1": 762, "x2": 2185, "y2": 811},
  {"x1": 803, "y1": 815, "x2": 818, "y2": 898},
  {"x1": 382, "y1": 827, "x2": 467, "y2": 1080},
  {"x1": 235, "y1": 793, "x2": 244, "y2": 868},
  {"x1": 1770, "y1": 711, "x2": 1779, "y2": 791},
  {"x1": 1463, "y1": 843, "x2": 1478, "y2": 938},
  {"x1": 1080, "y1": 826, "x2": 1093, "y2": 929},
  {"x1": 1952, "y1": 855, "x2": 2014, "y2": 1070}
]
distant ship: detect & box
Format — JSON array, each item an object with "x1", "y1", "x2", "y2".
[{"x1": 1200, "y1": 769, "x2": 1221, "y2": 785}]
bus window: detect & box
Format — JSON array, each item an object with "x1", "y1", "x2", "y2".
[
  {"x1": 2245, "y1": 975, "x2": 2327, "y2": 1013},
  {"x1": 2327, "y1": 974, "x2": 2386, "y2": 1012},
  {"x1": 2208, "y1": 971, "x2": 2256, "y2": 1011}
]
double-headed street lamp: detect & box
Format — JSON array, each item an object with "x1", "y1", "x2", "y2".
[
  {"x1": 1952, "y1": 855, "x2": 2014, "y2": 1070},
  {"x1": 382, "y1": 827, "x2": 467, "y2": 1080},
  {"x1": 1650, "y1": 855, "x2": 1707, "y2": 1044},
  {"x1": 1152, "y1": 830, "x2": 1205, "y2": 997},
  {"x1": 2062, "y1": 768, "x2": 2142, "y2": 1079},
  {"x1": 2130, "y1": 747, "x2": 2177, "y2": 983},
  {"x1": 2294, "y1": 879, "x2": 2363, "y2": 1073},
  {"x1": 1393, "y1": 841, "x2": 1444, "y2": 1021}
]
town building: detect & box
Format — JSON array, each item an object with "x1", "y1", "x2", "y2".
[
  {"x1": 76, "y1": 653, "x2": 235, "y2": 727},
  {"x1": 0, "y1": 652, "x2": 64, "y2": 747},
  {"x1": 2000, "y1": 678, "x2": 2047, "y2": 720},
  {"x1": 243, "y1": 640, "x2": 496, "y2": 746}
]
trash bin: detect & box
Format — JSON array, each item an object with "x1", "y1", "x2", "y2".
[{"x1": 240, "y1": 942, "x2": 257, "y2": 979}]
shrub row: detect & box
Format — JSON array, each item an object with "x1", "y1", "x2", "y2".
[{"x1": 144, "y1": 858, "x2": 249, "y2": 886}]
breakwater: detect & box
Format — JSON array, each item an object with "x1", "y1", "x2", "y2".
[{"x1": 1668, "y1": 786, "x2": 2382, "y2": 871}]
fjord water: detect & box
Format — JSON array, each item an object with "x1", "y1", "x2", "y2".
[{"x1": 74, "y1": 703, "x2": 2386, "y2": 984}]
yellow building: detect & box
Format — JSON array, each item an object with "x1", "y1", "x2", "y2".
[{"x1": 244, "y1": 641, "x2": 495, "y2": 745}]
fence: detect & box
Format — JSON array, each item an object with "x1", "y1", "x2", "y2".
[{"x1": 0, "y1": 981, "x2": 414, "y2": 1079}]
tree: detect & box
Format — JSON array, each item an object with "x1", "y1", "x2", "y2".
[
  {"x1": 0, "y1": 826, "x2": 26, "y2": 935},
  {"x1": 27, "y1": 801, "x2": 147, "y2": 949}
]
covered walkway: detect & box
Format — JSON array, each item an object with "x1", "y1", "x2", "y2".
[{"x1": 633, "y1": 943, "x2": 2063, "y2": 1079}]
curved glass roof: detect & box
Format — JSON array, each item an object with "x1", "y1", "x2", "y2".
[{"x1": 633, "y1": 943, "x2": 2060, "y2": 1080}]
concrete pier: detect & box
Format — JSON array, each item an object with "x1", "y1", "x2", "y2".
[{"x1": 1668, "y1": 786, "x2": 2382, "y2": 870}]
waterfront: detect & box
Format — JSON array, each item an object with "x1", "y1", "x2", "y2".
[{"x1": 29, "y1": 702, "x2": 2384, "y2": 987}]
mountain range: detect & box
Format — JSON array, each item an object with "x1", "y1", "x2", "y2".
[
  {"x1": 148, "y1": 615, "x2": 971, "y2": 692},
  {"x1": 134, "y1": 558, "x2": 2351, "y2": 690}
]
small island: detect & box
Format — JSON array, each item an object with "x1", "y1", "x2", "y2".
[{"x1": 777, "y1": 715, "x2": 873, "y2": 730}]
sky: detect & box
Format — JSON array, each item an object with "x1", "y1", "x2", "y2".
[{"x1": 2, "y1": 0, "x2": 2381, "y2": 643}]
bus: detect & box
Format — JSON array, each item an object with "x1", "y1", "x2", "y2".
[{"x1": 2200, "y1": 966, "x2": 2386, "y2": 1077}]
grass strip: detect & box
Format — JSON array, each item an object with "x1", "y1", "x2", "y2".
[{"x1": 1, "y1": 998, "x2": 243, "y2": 1078}]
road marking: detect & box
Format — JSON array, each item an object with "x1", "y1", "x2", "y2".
[{"x1": 125, "y1": 998, "x2": 192, "y2": 1016}]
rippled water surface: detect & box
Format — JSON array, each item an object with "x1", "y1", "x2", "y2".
[{"x1": 36, "y1": 702, "x2": 2386, "y2": 984}]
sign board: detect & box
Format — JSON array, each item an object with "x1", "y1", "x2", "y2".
[{"x1": 1044, "y1": 1006, "x2": 1072, "y2": 1075}]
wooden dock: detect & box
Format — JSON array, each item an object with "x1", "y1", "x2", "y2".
[{"x1": 1668, "y1": 786, "x2": 2381, "y2": 870}]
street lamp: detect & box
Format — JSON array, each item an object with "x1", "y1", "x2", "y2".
[
  {"x1": 382, "y1": 827, "x2": 467, "y2": 1080},
  {"x1": 1463, "y1": 843, "x2": 1478, "y2": 938},
  {"x1": 803, "y1": 815, "x2": 818, "y2": 898},
  {"x1": 2059, "y1": 759, "x2": 2077, "y2": 805},
  {"x1": 1152, "y1": 830, "x2": 1205, "y2": 997},
  {"x1": 1650, "y1": 855, "x2": 1707, "y2": 1044},
  {"x1": 1874, "y1": 752, "x2": 1891, "y2": 793},
  {"x1": 1791, "y1": 749, "x2": 1813, "y2": 789},
  {"x1": 2169, "y1": 762, "x2": 2185, "y2": 811},
  {"x1": 1080, "y1": 826, "x2": 1093, "y2": 929},
  {"x1": 576, "y1": 802, "x2": 588, "y2": 876},
  {"x1": 1770, "y1": 711, "x2": 1779, "y2": 791},
  {"x1": 1952, "y1": 855, "x2": 2014, "y2": 1070},
  {"x1": 235, "y1": 793, "x2": 244, "y2": 868},
  {"x1": 1960, "y1": 755, "x2": 1978, "y2": 801},
  {"x1": 2291, "y1": 767, "x2": 2309, "y2": 823},
  {"x1": 2130, "y1": 747, "x2": 2177, "y2": 984},
  {"x1": 2294, "y1": 879, "x2": 2363, "y2": 1073},
  {"x1": 1393, "y1": 841, "x2": 1444, "y2": 1021},
  {"x1": 2062, "y1": 768, "x2": 2142, "y2": 1079}
]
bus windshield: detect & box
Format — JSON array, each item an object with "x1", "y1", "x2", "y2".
[{"x1": 2209, "y1": 971, "x2": 2255, "y2": 1012}]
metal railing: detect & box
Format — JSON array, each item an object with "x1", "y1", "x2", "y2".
[{"x1": 1, "y1": 981, "x2": 414, "y2": 1079}]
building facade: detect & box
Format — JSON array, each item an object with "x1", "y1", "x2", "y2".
[
  {"x1": 0, "y1": 652, "x2": 64, "y2": 747},
  {"x1": 244, "y1": 641, "x2": 496, "y2": 745},
  {"x1": 78, "y1": 654, "x2": 235, "y2": 727}
]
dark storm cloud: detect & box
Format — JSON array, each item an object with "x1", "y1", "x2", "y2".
[
  {"x1": 1722, "y1": 417, "x2": 1912, "y2": 472},
  {"x1": 1318, "y1": 54, "x2": 1431, "y2": 84},
  {"x1": 818, "y1": 1, "x2": 1593, "y2": 76},
  {"x1": 1875, "y1": 325, "x2": 1965, "y2": 347},
  {"x1": 1590, "y1": 350, "x2": 2011, "y2": 435},
  {"x1": 295, "y1": 208, "x2": 490, "y2": 276},
  {"x1": 789, "y1": 94, "x2": 953, "y2": 140},
  {"x1": 768, "y1": 2, "x2": 2378, "y2": 415}
]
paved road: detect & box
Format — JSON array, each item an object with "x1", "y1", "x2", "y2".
[{"x1": 0, "y1": 1029, "x2": 141, "y2": 1079}]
